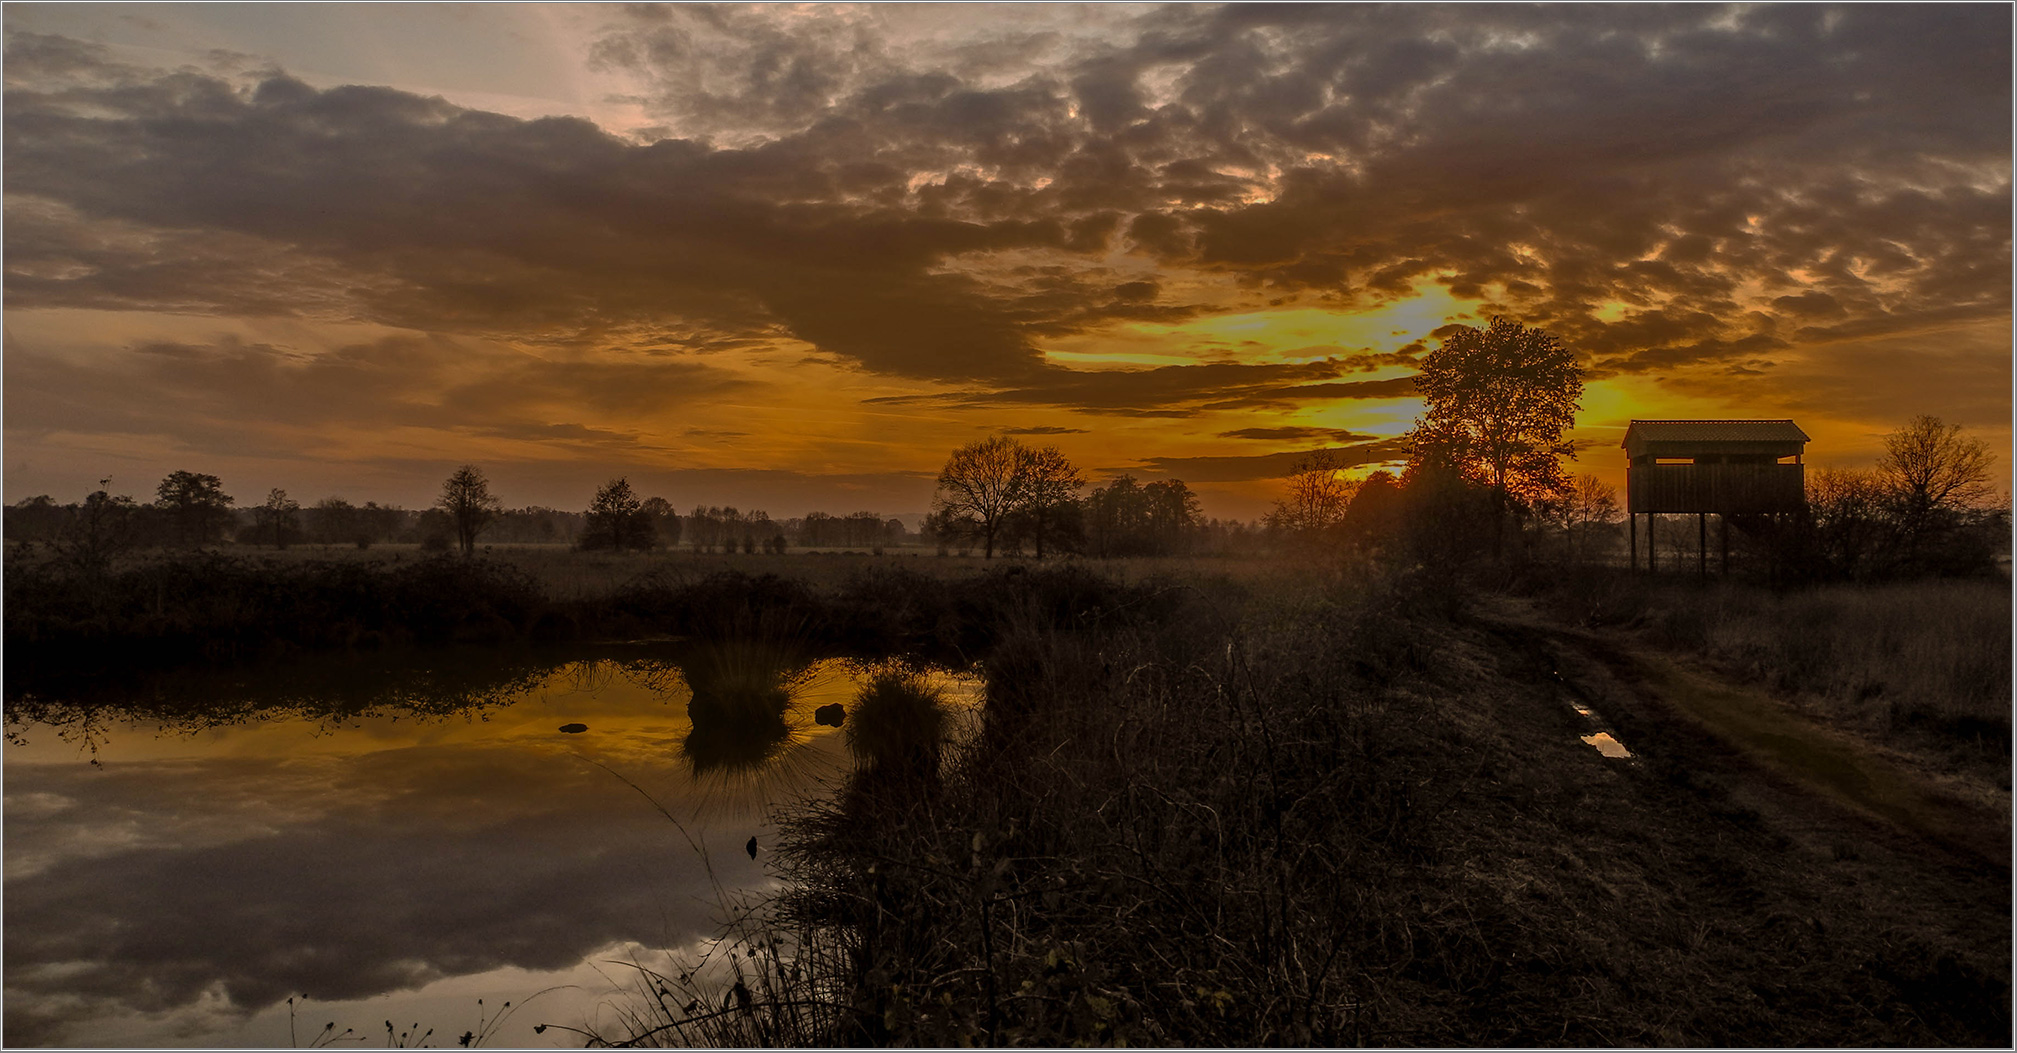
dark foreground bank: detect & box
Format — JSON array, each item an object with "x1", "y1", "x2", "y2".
[
  {"x1": 6, "y1": 554, "x2": 2007, "y2": 1046},
  {"x1": 606, "y1": 566, "x2": 2008, "y2": 1047}
]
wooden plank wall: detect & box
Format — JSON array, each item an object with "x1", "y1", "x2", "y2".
[{"x1": 1626, "y1": 464, "x2": 1805, "y2": 514}]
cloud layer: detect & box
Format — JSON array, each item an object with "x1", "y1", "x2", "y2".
[{"x1": 2, "y1": 5, "x2": 2009, "y2": 511}]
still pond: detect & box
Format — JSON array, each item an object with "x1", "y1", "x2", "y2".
[{"x1": 4, "y1": 642, "x2": 978, "y2": 1047}]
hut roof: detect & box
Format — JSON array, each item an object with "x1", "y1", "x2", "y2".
[{"x1": 1621, "y1": 419, "x2": 1809, "y2": 447}]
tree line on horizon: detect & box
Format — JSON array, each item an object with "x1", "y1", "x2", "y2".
[
  {"x1": 2, "y1": 457, "x2": 1261, "y2": 566},
  {"x1": 6, "y1": 319, "x2": 2004, "y2": 580},
  {"x1": 1, "y1": 470, "x2": 939, "y2": 565}
]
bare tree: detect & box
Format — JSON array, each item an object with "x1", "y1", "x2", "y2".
[
  {"x1": 933, "y1": 436, "x2": 1029, "y2": 559},
  {"x1": 54, "y1": 482, "x2": 140, "y2": 572},
  {"x1": 256, "y1": 488, "x2": 301, "y2": 549},
  {"x1": 1560, "y1": 474, "x2": 1620, "y2": 564},
  {"x1": 1019, "y1": 444, "x2": 1083, "y2": 559},
  {"x1": 438, "y1": 465, "x2": 501, "y2": 557},
  {"x1": 1879, "y1": 415, "x2": 1993, "y2": 538},
  {"x1": 1806, "y1": 467, "x2": 1892, "y2": 578},
  {"x1": 1869, "y1": 415, "x2": 2001, "y2": 574},
  {"x1": 1265, "y1": 449, "x2": 1355, "y2": 536}
]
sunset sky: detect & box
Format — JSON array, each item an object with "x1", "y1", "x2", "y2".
[{"x1": 4, "y1": 3, "x2": 2010, "y2": 520}]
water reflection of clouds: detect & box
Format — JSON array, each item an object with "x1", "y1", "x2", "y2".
[{"x1": 2, "y1": 654, "x2": 868, "y2": 1047}]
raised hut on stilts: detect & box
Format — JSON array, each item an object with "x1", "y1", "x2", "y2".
[{"x1": 1623, "y1": 419, "x2": 1809, "y2": 575}]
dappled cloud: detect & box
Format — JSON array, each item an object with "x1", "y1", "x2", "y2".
[{"x1": 3, "y1": 5, "x2": 2008, "y2": 514}]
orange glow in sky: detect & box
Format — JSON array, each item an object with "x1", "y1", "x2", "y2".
[{"x1": 2, "y1": 5, "x2": 2007, "y2": 520}]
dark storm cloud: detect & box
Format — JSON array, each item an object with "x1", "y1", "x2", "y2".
[
  {"x1": 5, "y1": 33, "x2": 1062, "y2": 381},
  {"x1": 1218, "y1": 426, "x2": 1382, "y2": 444},
  {"x1": 6, "y1": 4, "x2": 2009, "y2": 395},
  {"x1": 1136, "y1": 439, "x2": 1412, "y2": 483},
  {"x1": 2, "y1": 333, "x2": 746, "y2": 459},
  {"x1": 864, "y1": 360, "x2": 1417, "y2": 417}
]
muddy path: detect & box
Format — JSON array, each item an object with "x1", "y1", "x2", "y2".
[
  {"x1": 1424, "y1": 593, "x2": 2010, "y2": 1045},
  {"x1": 1476, "y1": 593, "x2": 2011, "y2": 869}
]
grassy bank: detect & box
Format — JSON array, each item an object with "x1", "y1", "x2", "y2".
[{"x1": 596, "y1": 565, "x2": 2008, "y2": 1047}]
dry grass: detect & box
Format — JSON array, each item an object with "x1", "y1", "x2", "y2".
[
  {"x1": 596, "y1": 563, "x2": 2008, "y2": 1046},
  {"x1": 1533, "y1": 570, "x2": 2011, "y2": 777}
]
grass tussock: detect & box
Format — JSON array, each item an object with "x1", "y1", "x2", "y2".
[{"x1": 845, "y1": 667, "x2": 951, "y2": 779}]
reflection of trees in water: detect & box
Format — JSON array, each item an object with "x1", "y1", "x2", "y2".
[
  {"x1": 3, "y1": 647, "x2": 576, "y2": 750},
  {"x1": 5, "y1": 642, "x2": 964, "y2": 789}
]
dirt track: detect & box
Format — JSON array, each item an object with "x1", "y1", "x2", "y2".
[{"x1": 1416, "y1": 594, "x2": 2011, "y2": 1046}]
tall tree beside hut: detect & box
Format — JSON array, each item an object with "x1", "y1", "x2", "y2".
[{"x1": 1410, "y1": 317, "x2": 1583, "y2": 551}]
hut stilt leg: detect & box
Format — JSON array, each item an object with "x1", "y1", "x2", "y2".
[{"x1": 1698, "y1": 513, "x2": 1707, "y2": 578}]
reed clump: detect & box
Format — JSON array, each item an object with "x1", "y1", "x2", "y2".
[{"x1": 844, "y1": 667, "x2": 950, "y2": 780}]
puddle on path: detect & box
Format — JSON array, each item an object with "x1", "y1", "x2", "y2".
[
  {"x1": 1581, "y1": 731, "x2": 1633, "y2": 759},
  {"x1": 1555, "y1": 672, "x2": 1634, "y2": 760}
]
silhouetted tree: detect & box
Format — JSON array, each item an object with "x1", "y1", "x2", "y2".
[
  {"x1": 581, "y1": 477, "x2": 656, "y2": 551},
  {"x1": 359, "y1": 502, "x2": 406, "y2": 546},
  {"x1": 640, "y1": 496, "x2": 681, "y2": 548},
  {"x1": 416, "y1": 508, "x2": 456, "y2": 551},
  {"x1": 1878, "y1": 415, "x2": 1996, "y2": 571},
  {"x1": 933, "y1": 436, "x2": 1029, "y2": 559},
  {"x1": 720, "y1": 507, "x2": 744, "y2": 553},
  {"x1": 1411, "y1": 317, "x2": 1582, "y2": 552},
  {"x1": 844, "y1": 511, "x2": 883, "y2": 548},
  {"x1": 799, "y1": 511, "x2": 836, "y2": 548},
  {"x1": 1086, "y1": 475, "x2": 1148, "y2": 557},
  {"x1": 1340, "y1": 470, "x2": 1405, "y2": 552},
  {"x1": 1085, "y1": 475, "x2": 1203, "y2": 556},
  {"x1": 155, "y1": 470, "x2": 234, "y2": 548},
  {"x1": 255, "y1": 488, "x2": 302, "y2": 549},
  {"x1": 308, "y1": 497, "x2": 359, "y2": 547},
  {"x1": 1555, "y1": 473, "x2": 1620, "y2": 564},
  {"x1": 1019, "y1": 444, "x2": 1083, "y2": 559},
  {"x1": 1398, "y1": 449, "x2": 1495, "y2": 567},
  {"x1": 52, "y1": 483, "x2": 140, "y2": 572},
  {"x1": 437, "y1": 465, "x2": 501, "y2": 557},
  {"x1": 5, "y1": 495, "x2": 65, "y2": 542},
  {"x1": 1265, "y1": 450, "x2": 1354, "y2": 538},
  {"x1": 1804, "y1": 467, "x2": 1892, "y2": 579},
  {"x1": 1142, "y1": 479, "x2": 1204, "y2": 554}
]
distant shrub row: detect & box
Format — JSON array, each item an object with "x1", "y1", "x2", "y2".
[{"x1": 2, "y1": 553, "x2": 1176, "y2": 693}]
